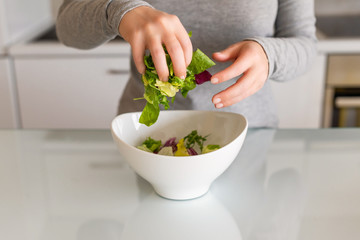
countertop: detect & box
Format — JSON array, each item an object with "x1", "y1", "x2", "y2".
[
  {"x1": 7, "y1": 25, "x2": 360, "y2": 56},
  {"x1": 9, "y1": 37, "x2": 360, "y2": 56},
  {"x1": 317, "y1": 38, "x2": 360, "y2": 54},
  {"x1": 1, "y1": 128, "x2": 360, "y2": 240},
  {"x1": 8, "y1": 26, "x2": 130, "y2": 57}
]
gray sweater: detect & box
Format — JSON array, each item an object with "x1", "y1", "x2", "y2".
[{"x1": 56, "y1": 0, "x2": 317, "y2": 128}]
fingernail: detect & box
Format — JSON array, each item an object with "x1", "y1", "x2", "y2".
[
  {"x1": 180, "y1": 75, "x2": 185, "y2": 80},
  {"x1": 211, "y1": 78, "x2": 219, "y2": 84},
  {"x1": 213, "y1": 98, "x2": 221, "y2": 104},
  {"x1": 139, "y1": 68, "x2": 145, "y2": 75},
  {"x1": 216, "y1": 103, "x2": 224, "y2": 108}
]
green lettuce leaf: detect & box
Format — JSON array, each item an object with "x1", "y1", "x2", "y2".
[
  {"x1": 181, "y1": 75, "x2": 197, "y2": 98},
  {"x1": 142, "y1": 137, "x2": 162, "y2": 152},
  {"x1": 187, "y1": 49, "x2": 216, "y2": 75},
  {"x1": 137, "y1": 33, "x2": 215, "y2": 126},
  {"x1": 139, "y1": 102, "x2": 160, "y2": 127},
  {"x1": 202, "y1": 144, "x2": 221, "y2": 154},
  {"x1": 183, "y1": 130, "x2": 208, "y2": 151}
]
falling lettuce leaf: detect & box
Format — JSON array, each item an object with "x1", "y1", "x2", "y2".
[{"x1": 138, "y1": 102, "x2": 160, "y2": 128}]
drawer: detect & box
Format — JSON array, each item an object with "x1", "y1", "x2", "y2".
[
  {"x1": 327, "y1": 55, "x2": 360, "y2": 87},
  {"x1": 15, "y1": 56, "x2": 130, "y2": 129}
]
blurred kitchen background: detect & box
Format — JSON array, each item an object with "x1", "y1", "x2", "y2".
[{"x1": 1, "y1": 0, "x2": 360, "y2": 129}]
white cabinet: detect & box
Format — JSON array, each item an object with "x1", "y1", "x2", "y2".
[
  {"x1": 15, "y1": 53, "x2": 130, "y2": 129},
  {"x1": 11, "y1": 39, "x2": 330, "y2": 129},
  {"x1": 270, "y1": 54, "x2": 327, "y2": 128},
  {"x1": 0, "y1": 57, "x2": 18, "y2": 128}
]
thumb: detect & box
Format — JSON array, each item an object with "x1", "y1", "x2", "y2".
[{"x1": 212, "y1": 43, "x2": 242, "y2": 62}]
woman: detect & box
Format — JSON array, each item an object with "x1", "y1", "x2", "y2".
[{"x1": 56, "y1": 0, "x2": 317, "y2": 127}]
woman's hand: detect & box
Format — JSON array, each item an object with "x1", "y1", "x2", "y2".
[
  {"x1": 119, "y1": 6, "x2": 192, "y2": 81},
  {"x1": 211, "y1": 41, "x2": 269, "y2": 108}
]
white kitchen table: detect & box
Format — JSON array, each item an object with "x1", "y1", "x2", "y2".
[{"x1": 1, "y1": 128, "x2": 360, "y2": 240}]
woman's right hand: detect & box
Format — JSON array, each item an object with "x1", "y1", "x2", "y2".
[{"x1": 119, "y1": 6, "x2": 192, "y2": 81}]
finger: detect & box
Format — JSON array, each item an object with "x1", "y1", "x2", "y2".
[
  {"x1": 212, "y1": 43, "x2": 243, "y2": 62},
  {"x1": 131, "y1": 37, "x2": 146, "y2": 74},
  {"x1": 212, "y1": 70, "x2": 258, "y2": 108},
  {"x1": 163, "y1": 36, "x2": 187, "y2": 79},
  {"x1": 211, "y1": 55, "x2": 251, "y2": 84},
  {"x1": 148, "y1": 38, "x2": 169, "y2": 81},
  {"x1": 176, "y1": 28, "x2": 193, "y2": 66}
]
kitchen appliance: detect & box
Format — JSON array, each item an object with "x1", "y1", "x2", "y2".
[{"x1": 323, "y1": 55, "x2": 360, "y2": 127}]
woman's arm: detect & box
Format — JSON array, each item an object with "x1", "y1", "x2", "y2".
[
  {"x1": 56, "y1": 0, "x2": 191, "y2": 80},
  {"x1": 56, "y1": 0, "x2": 152, "y2": 49},
  {"x1": 210, "y1": 0, "x2": 317, "y2": 108},
  {"x1": 248, "y1": 0, "x2": 317, "y2": 82}
]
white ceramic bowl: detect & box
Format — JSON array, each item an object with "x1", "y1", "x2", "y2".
[{"x1": 111, "y1": 110, "x2": 248, "y2": 200}]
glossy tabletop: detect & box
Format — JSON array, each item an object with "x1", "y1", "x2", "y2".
[{"x1": 1, "y1": 128, "x2": 360, "y2": 240}]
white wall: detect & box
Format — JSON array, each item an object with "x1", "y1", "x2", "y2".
[{"x1": 0, "y1": 0, "x2": 53, "y2": 46}]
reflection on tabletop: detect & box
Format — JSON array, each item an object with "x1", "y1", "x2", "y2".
[
  {"x1": 213, "y1": 129, "x2": 304, "y2": 240},
  {"x1": 120, "y1": 192, "x2": 241, "y2": 240},
  {"x1": 1, "y1": 128, "x2": 360, "y2": 240}
]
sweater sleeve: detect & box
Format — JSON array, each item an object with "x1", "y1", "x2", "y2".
[
  {"x1": 247, "y1": 0, "x2": 317, "y2": 82},
  {"x1": 56, "y1": 0, "x2": 153, "y2": 49}
]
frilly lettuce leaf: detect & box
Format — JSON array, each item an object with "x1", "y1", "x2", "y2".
[
  {"x1": 137, "y1": 34, "x2": 215, "y2": 127},
  {"x1": 155, "y1": 80, "x2": 179, "y2": 97}
]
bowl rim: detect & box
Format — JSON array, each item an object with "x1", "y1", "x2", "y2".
[{"x1": 111, "y1": 110, "x2": 248, "y2": 159}]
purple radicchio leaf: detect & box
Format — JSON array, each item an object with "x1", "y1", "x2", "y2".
[
  {"x1": 187, "y1": 147, "x2": 198, "y2": 156},
  {"x1": 161, "y1": 137, "x2": 178, "y2": 153},
  {"x1": 195, "y1": 70, "x2": 212, "y2": 85}
]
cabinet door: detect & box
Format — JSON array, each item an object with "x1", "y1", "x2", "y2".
[
  {"x1": 270, "y1": 54, "x2": 327, "y2": 128},
  {"x1": 0, "y1": 58, "x2": 18, "y2": 128},
  {"x1": 15, "y1": 57, "x2": 130, "y2": 129}
]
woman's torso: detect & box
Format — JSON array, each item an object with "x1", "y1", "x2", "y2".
[{"x1": 119, "y1": 0, "x2": 280, "y2": 127}]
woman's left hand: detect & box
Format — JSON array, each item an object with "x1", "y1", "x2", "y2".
[{"x1": 211, "y1": 41, "x2": 269, "y2": 108}]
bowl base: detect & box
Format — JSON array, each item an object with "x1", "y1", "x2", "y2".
[{"x1": 153, "y1": 185, "x2": 210, "y2": 201}]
